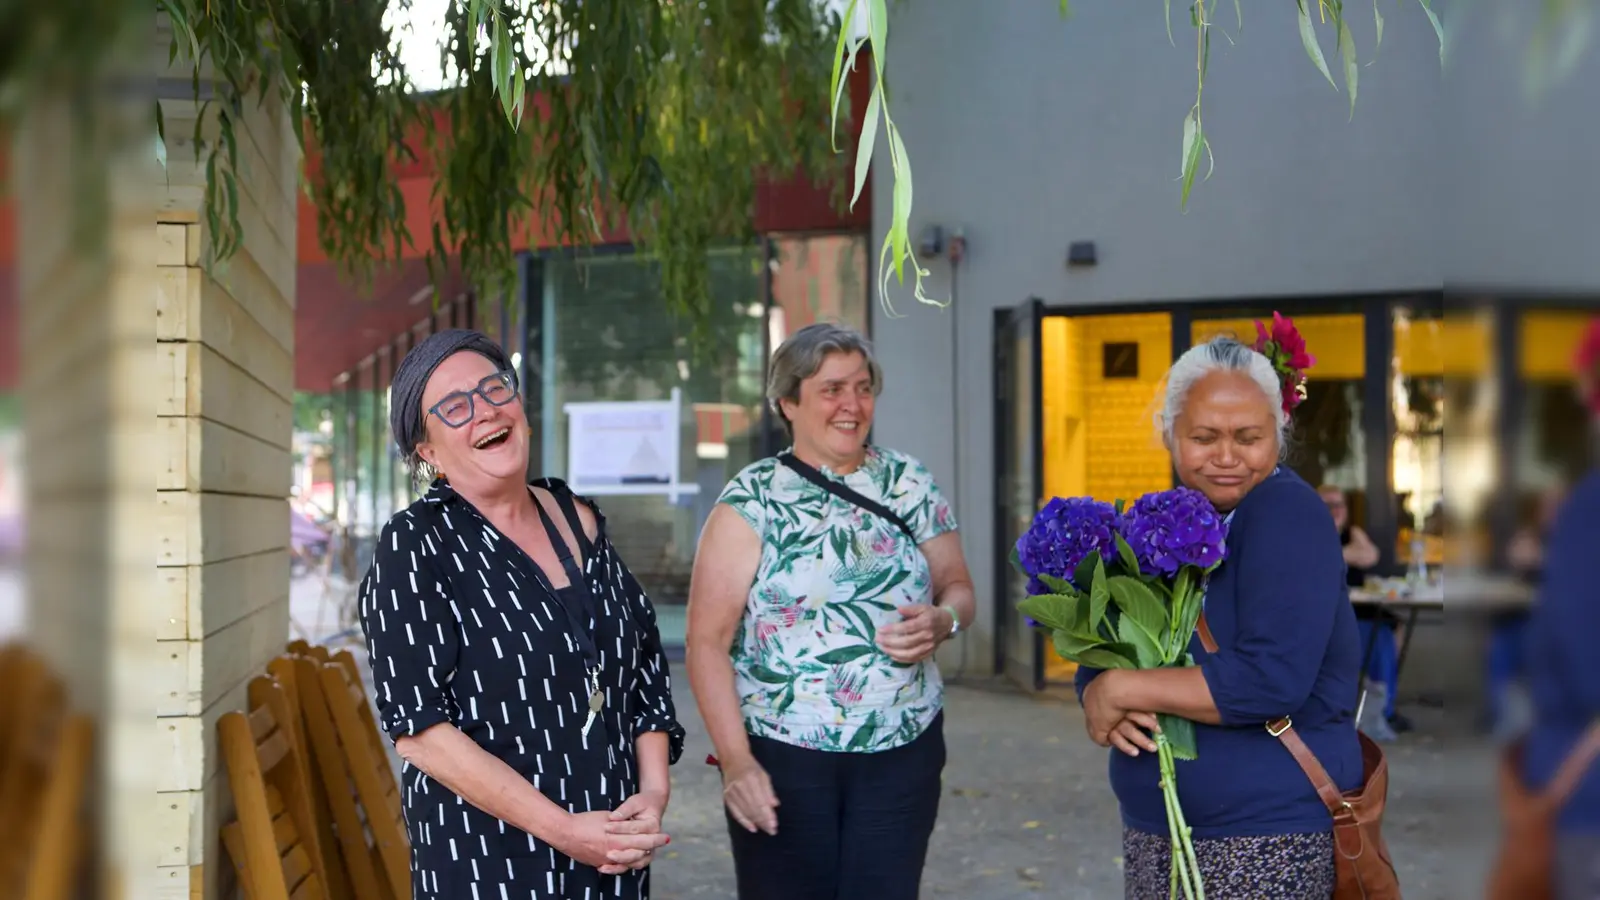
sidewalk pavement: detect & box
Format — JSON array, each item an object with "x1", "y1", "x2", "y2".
[
  {"x1": 297, "y1": 574, "x2": 1494, "y2": 900},
  {"x1": 649, "y1": 680, "x2": 1492, "y2": 900}
]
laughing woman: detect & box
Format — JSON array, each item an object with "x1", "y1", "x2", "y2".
[{"x1": 357, "y1": 329, "x2": 686, "y2": 899}]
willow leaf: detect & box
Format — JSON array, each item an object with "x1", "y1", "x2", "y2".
[
  {"x1": 850, "y1": 84, "x2": 880, "y2": 207},
  {"x1": 1297, "y1": 0, "x2": 1339, "y2": 89},
  {"x1": 1340, "y1": 15, "x2": 1359, "y2": 116},
  {"x1": 828, "y1": 0, "x2": 861, "y2": 152}
]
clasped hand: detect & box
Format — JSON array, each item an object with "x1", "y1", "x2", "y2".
[
  {"x1": 875, "y1": 604, "x2": 953, "y2": 664},
  {"x1": 1081, "y1": 670, "x2": 1161, "y2": 758},
  {"x1": 563, "y1": 790, "x2": 670, "y2": 875}
]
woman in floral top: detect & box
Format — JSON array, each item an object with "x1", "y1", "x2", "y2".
[{"x1": 686, "y1": 322, "x2": 976, "y2": 900}]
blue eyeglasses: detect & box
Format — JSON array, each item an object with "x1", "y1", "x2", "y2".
[{"x1": 427, "y1": 371, "x2": 520, "y2": 428}]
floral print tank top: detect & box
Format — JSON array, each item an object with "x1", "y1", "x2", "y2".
[{"x1": 716, "y1": 446, "x2": 958, "y2": 753}]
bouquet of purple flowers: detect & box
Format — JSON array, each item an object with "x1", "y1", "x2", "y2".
[{"x1": 1014, "y1": 486, "x2": 1229, "y2": 900}]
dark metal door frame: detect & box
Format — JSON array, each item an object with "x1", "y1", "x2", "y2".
[{"x1": 991, "y1": 297, "x2": 1046, "y2": 690}]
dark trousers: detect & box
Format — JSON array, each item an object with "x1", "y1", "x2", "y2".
[{"x1": 727, "y1": 712, "x2": 946, "y2": 900}]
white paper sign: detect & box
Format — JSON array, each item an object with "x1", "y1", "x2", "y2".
[{"x1": 563, "y1": 388, "x2": 700, "y2": 500}]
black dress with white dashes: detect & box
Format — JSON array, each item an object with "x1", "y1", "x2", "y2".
[{"x1": 358, "y1": 478, "x2": 686, "y2": 900}]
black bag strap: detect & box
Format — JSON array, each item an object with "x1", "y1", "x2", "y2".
[{"x1": 777, "y1": 452, "x2": 917, "y2": 543}]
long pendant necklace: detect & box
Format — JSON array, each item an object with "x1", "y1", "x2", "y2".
[{"x1": 581, "y1": 667, "x2": 603, "y2": 738}]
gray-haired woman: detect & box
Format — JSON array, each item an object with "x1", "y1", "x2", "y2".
[
  {"x1": 356, "y1": 329, "x2": 685, "y2": 899},
  {"x1": 1077, "y1": 333, "x2": 1364, "y2": 899},
  {"x1": 685, "y1": 322, "x2": 977, "y2": 900}
]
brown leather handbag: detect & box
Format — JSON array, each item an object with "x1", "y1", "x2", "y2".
[
  {"x1": 1199, "y1": 615, "x2": 1402, "y2": 899},
  {"x1": 1486, "y1": 722, "x2": 1600, "y2": 900}
]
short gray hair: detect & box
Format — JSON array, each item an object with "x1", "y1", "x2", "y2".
[
  {"x1": 1156, "y1": 336, "x2": 1288, "y2": 450},
  {"x1": 766, "y1": 323, "x2": 883, "y2": 434}
]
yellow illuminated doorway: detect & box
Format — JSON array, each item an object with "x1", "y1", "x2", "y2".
[{"x1": 1039, "y1": 312, "x2": 1173, "y2": 683}]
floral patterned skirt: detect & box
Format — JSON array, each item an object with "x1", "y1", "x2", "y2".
[{"x1": 1122, "y1": 826, "x2": 1335, "y2": 900}]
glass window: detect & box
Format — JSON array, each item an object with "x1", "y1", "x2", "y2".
[
  {"x1": 768, "y1": 233, "x2": 870, "y2": 341},
  {"x1": 535, "y1": 246, "x2": 770, "y2": 642},
  {"x1": 1517, "y1": 309, "x2": 1593, "y2": 489},
  {"x1": 763, "y1": 233, "x2": 870, "y2": 452},
  {"x1": 1392, "y1": 302, "x2": 1446, "y2": 567}
]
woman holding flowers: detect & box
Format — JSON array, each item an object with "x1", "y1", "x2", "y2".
[
  {"x1": 685, "y1": 323, "x2": 976, "y2": 900},
  {"x1": 1074, "y1": 322, "x2": 1364, "y2": 899}
]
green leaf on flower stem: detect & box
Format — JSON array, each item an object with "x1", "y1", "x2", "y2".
[
  {"x1": 1017, "y1": 594, "x2": 1077, "y2": 633},
  {"x1": 1072, "y1": 549, "x2": 1100, "y2": 595},
  {"x1": 1051, "y1": 628, "x2": 1105, "y2": 660},
  {"x1": 1118, "y1": 617, "x2": 1164, "y2": 669},
  {"x1": 1075, "y1": 644, "x2": 1140, "y2": 671},
  {"x1": 1038, "y1": 573, "x2": 1077, "y2": 597},
  {"x1": 1107, "y1": 576, "x2": 1169, "y2": 650},
  {"x1": 1089, "y1": 558, "x2": 1111, "y2": 630},
  {"x1": 1114, "y1": 533, "x2": 1141, "y2": 581},
  {"x1": 1114, "y1": 497, "x2": 1127, "y2": 516},
  {"x1": 1159, "y1": 714, "x2": 1199, "y2": 761}
]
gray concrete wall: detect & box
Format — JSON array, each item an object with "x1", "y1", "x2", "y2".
[
  {"x1": 1440, "y1": 6, "x2": 1600, "y2": 291},
  {"x1": 863, "y1": 1, "x2": 1520, "y2": 676}
]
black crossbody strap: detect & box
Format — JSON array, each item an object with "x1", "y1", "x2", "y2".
[{"x1": 777, "y1": 452, "x2": 917, "y2": 543}]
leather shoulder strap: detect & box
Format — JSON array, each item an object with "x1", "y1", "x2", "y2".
[
  {"x1": 777, "y1": 452, "x2": 917, "y2": 542},
  {"x1": 1197, "y1": 611, "x2": 1219, "y2": 654},
  {"x1": 1270, "y1": 720, "x2": 1351, "y2": 816},
  {"x1": 1546, "y1": 720, "x2": 1600, "y2": 807}
]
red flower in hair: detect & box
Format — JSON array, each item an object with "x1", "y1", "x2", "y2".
[
  {"x1": 1576, "y1": 317, "x2": 1600, "y2": 414},
  {"x1": 1251, "y1": 311, "x2": 1318, "y2": 416}
]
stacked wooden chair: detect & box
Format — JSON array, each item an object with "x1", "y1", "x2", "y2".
[
  {"x1": 0, "y1": 643, "x2": 95, "y2": 900},
  {"x1": 218, "y1": 641, "x2": 410, "y2": 900}
]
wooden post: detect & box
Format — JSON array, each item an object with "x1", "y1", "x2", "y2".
[
  {"x1": 151, "y1": 73, "x2": 300, "y2": 898},
  {"x1": 13, "y1": 22, "x2": 297, "y2": 897}
]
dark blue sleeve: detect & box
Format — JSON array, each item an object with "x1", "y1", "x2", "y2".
[
  {"x1": 1198, "y1": 481, "x2": 1347, "y2": 727},
  {"x1": 359, "y1": 511, "x2": 461, "y2": 742},
  {"x1": 1531, "y1": 477, "x2": 1600, "y2": 713},
  {"x1": 1075, "y1": 663, "x2": 1102, "y2": 704}
]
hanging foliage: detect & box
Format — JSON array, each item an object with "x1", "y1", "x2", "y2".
[
  {"x1": 83, "y1": 0, "x2": 843, "y2": 325},
  {"x1": 2, "y1": 0, "x2": 1593, "y2": 325}
]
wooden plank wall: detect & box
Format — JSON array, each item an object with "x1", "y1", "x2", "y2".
[{"x1": 153, "y1": 79, "x2": 299, "y2": 900}]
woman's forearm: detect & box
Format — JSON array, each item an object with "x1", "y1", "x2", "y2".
[
  {"x1": 937, "y1": 578, "x2": 977, "y2": 637},
  {"x1": 635, "y1": 731, "x2": 671, "y2": 803},
  {"x1": 1111, "y1": 667, "x2": 1224, "y2": 726},
  {"x1": 397, "y1": 723, "x2": 572, "y2": 841},
  {"x1": 686, "y1": 641, "x2": 754, "y2": 766}
]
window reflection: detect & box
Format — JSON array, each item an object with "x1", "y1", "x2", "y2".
[
  {"x1": 538, "y1": 247, "x2": 767, "y2": 626},
  {"x1": 1517, "y1": 309, "x2": 1593, "y2": 493},
  {"x1": 1393, "y1": 303, "x2": 1446, "y2": 568}
]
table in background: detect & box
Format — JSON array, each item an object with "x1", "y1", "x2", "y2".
[{"x1": 1349, "y1": 575, "x2": 1531, "y2": 723}]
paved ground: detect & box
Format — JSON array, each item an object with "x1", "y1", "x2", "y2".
[
  {"x1": 649, "y1": 679, "x2": 1493, "y2": 900},
  {"x1": 0, "y1": 571, "x2": 1489, "y2": 900},
  {"x1": 291, "y1": 572, "x2": 1502, "y2": 900}
]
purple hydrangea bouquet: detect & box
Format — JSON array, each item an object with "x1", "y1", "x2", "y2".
[{"x1": 1013, "y1": 487, "x2": 1228, "y2": 900}]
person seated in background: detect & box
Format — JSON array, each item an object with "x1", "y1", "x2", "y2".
[{"x1": 1319, "y1": 485, "x2": 1409, "y2": 736}]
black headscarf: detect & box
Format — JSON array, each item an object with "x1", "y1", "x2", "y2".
[{"x1": 389, "y1": 329, "x2": 513, "y2": 461}]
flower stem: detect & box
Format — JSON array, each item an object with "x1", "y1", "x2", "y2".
[{"x1": 1157, "y1": 734, "x2": 1204, "y2": 900}]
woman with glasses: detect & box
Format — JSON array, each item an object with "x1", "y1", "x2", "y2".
[{"x1": 357, "y1": 329, "x2": 685, "y2": 899}]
